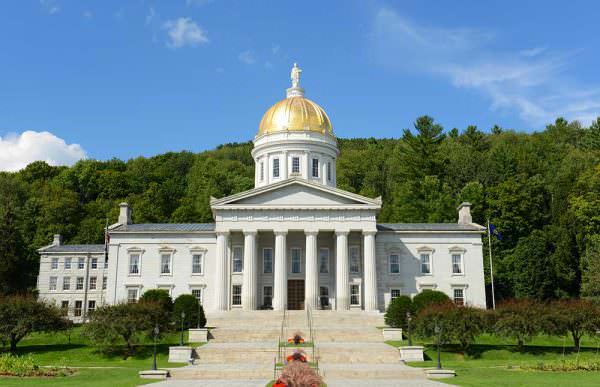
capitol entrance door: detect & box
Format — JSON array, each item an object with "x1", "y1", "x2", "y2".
[{"x1": 287, "y1": 280, "x2": 305, "y2": 310}]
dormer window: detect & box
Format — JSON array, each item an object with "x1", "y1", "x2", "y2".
[
  {"x1": 312, "y1": 158, "x2": 319, "y2": 177},
  {"x1": 273, "y1": 158, "x2": 280, "y2": 178}
]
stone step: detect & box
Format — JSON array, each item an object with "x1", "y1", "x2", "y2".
[
  {"x1": 316, "y1": 343, "x2": 399, "y2": 364},
  {"x1": 169, "y1": 363, "x2": 274, "y2": 380},
  {"x1": 320, "y1": 364, "x2": 426, "y2": 379}
]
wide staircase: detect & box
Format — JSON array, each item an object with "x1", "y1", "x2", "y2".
[{"x1": 168, "y1": 309, "x2": 428, "y2": 383}]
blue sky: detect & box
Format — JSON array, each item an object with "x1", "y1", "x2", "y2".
[{"x1": 1, "y1": 0, "x2": 599, "y2": 170}]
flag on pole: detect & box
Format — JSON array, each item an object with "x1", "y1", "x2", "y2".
[{"x1": 489, "y1": 223, "x2": 502, "y2": 240}]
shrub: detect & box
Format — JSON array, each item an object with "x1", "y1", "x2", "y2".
[
  {"x1": 139, "y1": 289, "x2": 173, "y2": 313},
  {"x1": 412, "y1": 290, "x2": 451, "y2": 314},
  {"x1": 384, "y1": 295, "x2": 412, "y2": 329},
  {"x1": 278, "y1": 360, "x2": 323, "y2": 386},
  {"x1": 493, "y1": 299, "x2": 544, "y2": 351},
  {"x1": 414, "y1": 302, "x2": 457, "y2": 345},
  {"x1": 448, "y1": 306, "x2": 486, "y2": 350},
  {"x1": 0, "y1": 353, "x2": 73, "y2": 377},
  {"x1": 544, "y1": 298, "x2": 600, "y2": 350},
  {"x1": 173, "y1": 294, "x2": 206, "y2": 329},
  {"x1": 524, "y1": 359, "x2": 600, "y2": 371}
]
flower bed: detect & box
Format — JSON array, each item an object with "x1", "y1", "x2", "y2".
[
  {"x1": 524, "y1": 359, "x2": 600, "y2": 372},
  {"x1": 0, "y1": 354, "x2": 74, "y2": 377}
]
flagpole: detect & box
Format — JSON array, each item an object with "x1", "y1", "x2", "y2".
[{"x1": 487, "y1": 219, "x2": 496, "y2": 310}]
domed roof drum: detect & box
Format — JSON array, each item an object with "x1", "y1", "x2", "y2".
[{"x1": 257, "y1": 63, "x2": 334, "y2": 137}]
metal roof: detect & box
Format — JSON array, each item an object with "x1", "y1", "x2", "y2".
[
  {"x1": 111, "y1": 223, "x2": 216, "y2": 232},
  {"x1": 376, "y1": 223, "x2": 485, "y2": 232},
  {"x1": 40, "y1": 245, "x2": 105, "y2": 253}
]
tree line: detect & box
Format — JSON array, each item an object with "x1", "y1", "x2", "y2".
[{"x1": 1, "y1": 116, "x2": 600, "y2": 305}]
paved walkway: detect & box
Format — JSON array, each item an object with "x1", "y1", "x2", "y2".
[{"x1": 151, "y1": 379, "x2": 269, "y2": 387}]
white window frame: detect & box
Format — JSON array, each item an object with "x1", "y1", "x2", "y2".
[
  {"x1": 158, "y1": 247, "x2": 175, "y2": 276},
  {"x1": 63, "y1": 276, "x2": 71, "y2": 291},
  {"x1": 452, "y1": 286, "x2": 467, "y2": 306},
  {"x1": 390, "y1": 288, "x2": 402, "y2": 300},
  {"x1": 89, "y1": 276, "x2": 97, "y2": 290},
  {"x1": 51, "y1": 257, "x2": 59, "y2": 270},
  {"x1": 450, "y1": 247, "x2": 466, "y2": 276},
  {"x1": 127, "y1": 248, "x2": 144, "y2": 276},
  {"x1": 311, "y1": 158, "x2": 319, "y2": 178},
  {"x1": 87, "y1": 300, "x2": 96, "y2": 314},
  {"x1": 263, "y1": 285, "x2": 273, "y2": 308},
  {"x1": 76, "y1": 276, "x2": 84, "y2": 290},
  {"x1": 263, "y1": 247, "x2": 273, "y2": 274},
  {"x1": 417, "y1": 247, "x2": 434, "y2": 275},
  {"x1": 273, "y1": 158, "x2": 280, "y2": 178},
  {"x1": 232, "y1": 284, "x2": 242, "y2": 307},
  {"x1": 232, "y1": 245, "x2": 243, "y2": 273},
  {"x1": 389, "y1": 253, "x2": 400, "y2": 274},
  {"x1": 126, "y1": 287, "x2": 140, "y2": 303},
  {"x1": 349, "y1": 245, "x2": 361, "y2": 274},
  {"x1": 74, "y1": 300, "x2": 83, "y2": 317},
  {"x1": 290, "y1": 247, "x2": 302, "y2": 274},
  {"x1": 78, "y1": 257, "x2": 85, "y2": 270},
  {"x1": 49, "y1": 276, "x2": 57, "y2": 291},
  {"x1": 191, "y1": 288, "x2": 203, "y2": 304},
  {"x1": 64, "y1": 257, "x2": 71, "y2": 269},
  {"x1": 319, "y1": 247, "x2": 329, "y2": 274},
  {"x1": 291, "y1": 156, "x2": 300, "y2": 174},
  {"x1": 91, "y1": 258, "x2": 98, "y2": 269},
  {"x1": 319, "y1": 286, "x2": 330, "y2": 309},
  {"x1": 350, "y1": 283, "x2": 361, "y2": 307}
]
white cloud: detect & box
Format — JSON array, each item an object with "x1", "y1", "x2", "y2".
[
  {"x1": 83, "y1": 10, "x2": 93, "y2": 19},
  {"x1": 371, "y1": 8, "x2": 600, "y2": 126},
  {"x1": 40, "y1": 0, "x2": 60, "y2": 15},
  {"x1": 238, "y1": 50, "x2": 256, "y2": 65},
  {"x1": 163, "y1": 18, "x2": 209, "y2": 48},
  {"x1": 0, "y1": 131, "x2": 86, "y2": 172}
]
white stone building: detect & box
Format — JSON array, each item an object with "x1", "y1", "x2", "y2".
[{"x1": 37, "y1": 65, "x2": 487, "y2": 321}]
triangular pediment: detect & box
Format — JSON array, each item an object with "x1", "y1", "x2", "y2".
[{"x1": 211, "y1": 178, "x2": 381, "y2": 209}]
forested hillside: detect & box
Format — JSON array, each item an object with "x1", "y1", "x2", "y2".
[{"x1": 1, "y1": 116, "x2": 600, "y2": 305}]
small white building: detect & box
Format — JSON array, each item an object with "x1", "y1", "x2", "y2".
[{"x1": 37, "y1": 65, "x2": 486, "y2": 321}]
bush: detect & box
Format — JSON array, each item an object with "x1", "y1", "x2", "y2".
[
  {"x1": 173, "y1": 294, "x2": 205, "y2": 329},
  {"x1": 412, "y1": 290, "x2": 451, "y2": 314},
  {"x1": 139, "y1": 289, "x2": 173, "y2": 313},
  {"x1": 277, "y1": 360, "x2": 323, "y2": 386},
  {"x1": 493, "y1": 299, "x2": 544, "y2": 351},
  {"x1": 448, "y1": 306, "x2": 486, "y2": 350},
  {"x1": 544, "y1": 299, "x2": 600, "y2": 350},
  {"x1": 384, "y1": 295, "x2": 412, "y2": 329},
  {"x1": 0, "y1": 353, "x2": 73, "y2": 377},
  {"x1": 524, "y1": 359, "x2": 600, "y2": 371},
  {"x1": 414, "y1": 302, "x2": 457, "y2": 344}
]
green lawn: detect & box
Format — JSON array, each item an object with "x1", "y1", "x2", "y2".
[
  {"x1": 387, "y1": 334, "x2": 600, "y2": 387},
  {"x1": 0, "y1": 327, "x2": 201, "y2": 387}
]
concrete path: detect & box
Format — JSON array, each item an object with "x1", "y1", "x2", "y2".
[
  {"x1": 149, "y1": 379, "x2": 269, "y2": 387},
  {"x1": 326, "y1": 379, "x2": 446, "y2": 387}
]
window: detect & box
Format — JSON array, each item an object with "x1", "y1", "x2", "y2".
[
  {"x1": 160, "y1": 254, "x2": 171, "y2": 274},
  {"x1": 312, "y1": 158, "x2": 319, "y2": 177},
  {"x1": 420, "y1": 253, "x2": 431, "y2": 274},
  {"x1": 51, "y1": 258, "x2": 59, "y2": 270},
  {"x1": 263, "y1": 286, "x2": 273, "y2": 308},
  {"x1": 74, "y1": 301, "x2": 83, "y2": 317},
  {"x1": 78, "y1": 258, "x2": 85, "y2": 269},
  {"x1": 453, "y1": 288, "x2": 465, "y2": 306},
  {"x1": 391, "y1": 289, "x2": 402, "y2": 300},
  {"x1": 91, "y1": 258, "x2": 98, "y2": 269},
  {"x1": 63, "y1": 276, "x2": 71, "y2": 290},
  {"x1": 452, "y1": 254, "x2": 463, "y2": 274},
  {"x1": 389, "y1": 254, "x2": 400, "y2": 274},
  {"x1": 64, "y1": 257, "x2": 72, "y2": 269},
  {"x1": 87, "y1": 300, "x2": 96, "y2": 314},
  {"x1": 102, "y1": 276, "x2": 107, "y2": 290},
  {"x1": 192, "y1": 254, "x2": 203, "y2": 274},
  {"x1": 263, "y1": 248, "x2": 273, "y2": 274},
  {"x1": 129, "y1": 254, "x2": 140, "y2": 274},
  {"x1": 327, "y1": 162, "x2": 331, "y2": 181},
  {"x1": 49, "y1": 276, "x2": 57, "y2": 291},
  {"x1": 350, "y1": 246, "x2": 360, "y2": 274},
  {"x1": 233, "y1": 246, "x2": 243, "y2": 273},
  {"x1": 127, "y1": 288, "x2": 138, "y2": 303},
  {"x1": 319, "y1": 286, "x2": 330, "y2": 309},
  {"x1": 292, "y1": 157, "x2": 300, "y2": 173},
  {"x1": 291, "y1": 248, "x2": 301, "y2": 273},
  {"x1": 232, "y1": 285, "x2": 242, "y2": 306},
  {"x1": 191, "y1": 289, "x2": 202, "y2": 303},
  {"x1": 60, "y1": 301, "x2": 69, "y2": 316},
  {"x1": 76, "y1": 277, "x2": 84, "y2": 290},
  {"x1": 319, "y1": 248, "x2": 329, "y2": 274},
  {"x1": 350, "y1": 284, "x2": 360, "y2": 306},
  {"x1": 89, "y1": 276, "x2": 97, "y2": 290},
  {"x1": 260, "y1": 161, "x2": 264, "y2": 181},
  {"x1": 273, "y1": 158, "x2": 280, "y2": 178}
]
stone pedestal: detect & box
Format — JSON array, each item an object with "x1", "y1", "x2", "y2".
[
  {"x1": 139, "y1": 370, "x2": 169, "y2": 379},
  {"x1": 399, "y1": 346, "x2": 424, "y2": 362},
  {"x1": 188, "y1": 328, "x2": 208, "y2": 343},
  {"x1": 426, "y1": 369, "x2": 456, "y2": 378},
  {"x1": 168, "y1": 346, "x2": 193, "y2": 363},
  {"x1": 382, "y1": 327, "x2": 403, "y2": 341}
]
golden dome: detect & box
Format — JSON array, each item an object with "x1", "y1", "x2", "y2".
[{"x1": 258, "y1": 96, "x2": 333, "y2": 136}]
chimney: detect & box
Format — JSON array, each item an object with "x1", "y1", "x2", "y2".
[
  {"x1": 52, "y1": 234, "x2": 63, "y2": 246},
  {"x1": 457, "y1": 202, "x2": 472, "y2": 224},
  {"x1": 118, "y1": 202, "x2": 132, "y2": 225}
]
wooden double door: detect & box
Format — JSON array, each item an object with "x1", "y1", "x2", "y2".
[{"x1": 287, "y1": 280, "x2": 305, "y2": 310}]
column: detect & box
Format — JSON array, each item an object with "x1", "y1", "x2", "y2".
[
  {"x1": 335, "y1": 231, "x2": 349, "y2": 310},
  {"x1": 363, "y1": 231, "x2": 378, "y2": 311},
  {"x1": 273, "y1": 231, "x2": 288, "y2": 310},
  {"x1": 242, "y1": 230, "x2": 257, "y2": 310},
  {"x1": 215, "y1": 231, "x2": 229, "y2": 311},
  {"x1": 305, "y1": 231, "x2": 319, "y2": 310}
]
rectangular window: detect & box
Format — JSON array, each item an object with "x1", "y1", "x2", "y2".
[
  {"x1": 63, "y1": 276, "x2": 71, "y2": 290},
  {"x1": 102, "y1": 276, "x2": 107, "y2": 290},
  {"x1": 127, "y1": 288, "x2": 138, "y2": 303},
  {"x1": 76, "y1": 277, "x2": 84, "y2": 290},
  {"x1": 391, "y1": 289, "x2": 401, "y2": 300},
  {"x1": 292, "y1": 157, "x2": 300, "y2": 173},
  {"x1": 350, "y1": 246, "x2": 360, "y2": 274},
  {"x1": 64, "y1": 257, "x2": 71, "y2": 269},
  {"x1": 89, "y1": 276, "x2": 97, "y2": 290},
  {"x1": 87, "y1": 300, "x2": 96, "y2": 314},
  {"x1": 327, "y1": 162, "x2": 331, "y2": 181},
  {"x1": 129, "y1": 254, "x2": 140, "y2": 274},
  {"x1": 232, "y1": 285, "x2": 242, "y2": 306},
  {"x1": 350, "y1": 284, "x2": 360, "y2": 306},
  {"x1": 319, "y1": 248, "x2": 329, "y2": 274},
  {"x1": 160, "y1": 254, "x2": 171, "y2": 274},
  {"x1": 320, "y1": 286, "x2": 330, "y2": 309},
  {"x1": 389, "y1": 254, "x2": 400, "y2": 274},
  {"x1": 273, "y1": 158, "x2": 280, "y2": 178},
  {"x1": 78, "y1": 258, "x2": 85, "y2": 269},
  {"x1": 192, "y1": 254, "x2": 203, "y2": 274},
  {"x1": 263, "y1": 286, "x2": 273, "y2": 308},
  {"x1": 91, "y1": 258, "x2": 98, "y2": 269},
  {"x1": 453, "y1": 288, "x2": 465, "y2": 306},
  {"x1": 49, "y1": 276, "x2": 57, "y2": 291},
  {"x1": 420, "y1": 253, "x2": 431, "y2": 274},
  {"x1": 263, "y1": 248, "x2": 273, "y2": 274},
  {"x1": 452, "y1": 254, "x2": 463, "y2": 274},
  {"x1": 291, "y1": 248, "x2": 301, "y2": 273},
  {"x1": 312, "y1": 158, "x2": 319, "y2": 177},
  {"x1": 260, "y1": 161, "x2": 264, "y2": 181},
  {"x1": 51, "y1": 258, "x2": 59, "y2": 270},
  {"x1": 233, "y1": 246, "x2": 243, "y2": 273},
  {"x1": 191, "y1": 289, "x2": 202, "y2": 303},
  {"x1": 60, "y1": 301, "x2": 69, "y2": 316},
  {"x1": 74, "y1": 301, "x2": 82, "y2": 317}
]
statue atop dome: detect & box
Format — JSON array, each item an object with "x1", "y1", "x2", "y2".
[{"x1": 291, "y1": 63, "x2": 302, "y2": 88}]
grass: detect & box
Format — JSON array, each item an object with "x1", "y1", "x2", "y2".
[
  {"x1": 387, "y1": 334, "x2": 600, "y2": 386},
  {"x1": 0, "y1": 327, "x2": 202, "y2": 387}
]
